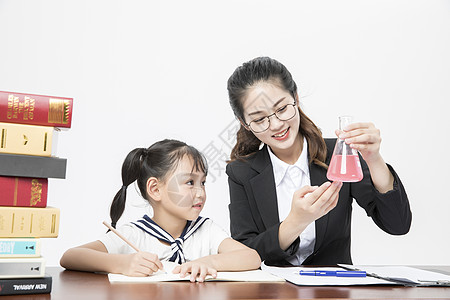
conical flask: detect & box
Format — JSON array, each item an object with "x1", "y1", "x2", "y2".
[{"x1": 326, "y1": 116, "x2": 363, "y2": 182}]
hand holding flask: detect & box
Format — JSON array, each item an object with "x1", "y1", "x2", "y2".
[{"x1": 326, "y1": 116, "x2": 363, "y2": 182}]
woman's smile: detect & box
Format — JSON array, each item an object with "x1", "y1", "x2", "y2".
[{"x1": 272, "y1": 127, "x2": 290, "y2": 140}]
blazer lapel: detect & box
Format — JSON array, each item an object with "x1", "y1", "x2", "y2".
[
  {"x1": 248, "y1": 143, "x2": 332, "y2": 249},
  {"x1": 250, "y1": 146, "x2": 280, "y2": 229},
  {"x1": 310, "y1": 158, "x2": 331, "y2": 252}
]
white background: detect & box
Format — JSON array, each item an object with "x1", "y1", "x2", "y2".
[{"x1": 1, "y1": 0, "x2": 449, "y2": 267}]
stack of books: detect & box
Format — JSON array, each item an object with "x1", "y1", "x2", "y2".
[{"x1": 0, "y1": 91, "x2": 73, "y2": 296}]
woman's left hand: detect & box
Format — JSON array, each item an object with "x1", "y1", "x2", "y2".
[
  {"x1": 335, "y1": 122, "x2": 382, "y2": 164},
  {"x1": 172, "y1": 261, "x2": 217, "y2": 282},
  {"x1": 336, "y1": 122, "x2": 395, "y2": 193}
]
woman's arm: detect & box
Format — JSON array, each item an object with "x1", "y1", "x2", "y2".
[
  {"x1": 60, "y1": 241, "x2": 163, "y2": 276},
  {"x1": 353, "y1": 159, "x2": 412, "y2": 235},
  {"x1": 279, "y1": 181, "x2": 342, "y2": 250},
  {"x1": 337, "y1": 123, "x2": 412, "y2": 234},
  {"x1": 227, "y1": 162, "x2": 342, "y2": 263}
]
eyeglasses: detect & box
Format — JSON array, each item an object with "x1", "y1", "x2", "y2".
[{"x1": 245, "y1": 102, "x2": 297, "y2": 133}]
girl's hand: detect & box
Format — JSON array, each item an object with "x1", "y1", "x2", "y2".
[
  {"x1": 289, "y1": 181, "x2": 342, "y2": 226},
  {"x1": 120, "y1": 251, "x2": 164, "y2": 277},
  {"x1": 336, "y1": 122, "x2": 382, "y2": 164},
  {"x1": 172, "y1": 261, "x2": 217, "y2": 282}
]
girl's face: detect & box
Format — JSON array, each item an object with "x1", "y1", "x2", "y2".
[
  {"x1": 159, "y1": 155, "x2": 207, "y2": 220},
  {"x1": 242, "y1": 82, "x2": 301, "y2": 154}
]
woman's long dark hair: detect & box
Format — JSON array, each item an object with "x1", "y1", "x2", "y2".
[
  {"x1": 227, "y1": 56, "x2": 328, "y2": 169},
  {"x1": 109, "y1": 139, "x2": 208, "y2": 228}
]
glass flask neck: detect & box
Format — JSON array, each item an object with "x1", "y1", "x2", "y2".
[{"x1": 339, "y1": 116, "x2": 353, "y2": 131}]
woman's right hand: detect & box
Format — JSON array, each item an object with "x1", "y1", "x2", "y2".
[
  {"x1": 119, "y1": 251, "x2": 164, "y2": 277},
  {"x1": 279, "y1": 181, "x2": 342, "y2": 250},
  {"x1": 290, "y1": 181, "x2": 342, "y2": 226}
]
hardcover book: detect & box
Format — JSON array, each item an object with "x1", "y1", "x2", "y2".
[
  {"x1": 0, "y1": 90, "x2": 73, "y2": 128},
  {"x1": 0, "y1": 206, "x2": 60, "y2": 238},
  {"x1": 0, "y1": 238, "x2": 41, "y2": 257},
  {"x1": 0, "y1": 122, "x2": 56, "y2": 157},
  {"x1": 0, "y1": 176, "x2": 48, "y2": 208},
  {"x1": 0, "y1": 153, "x2": 67, "y2": 179},
  {"x1": 0, "y1": 257, "x2": 45, "y2": 279},
  {"x1": 0, "y1": 275, "x2": 51, "y2": 295}
]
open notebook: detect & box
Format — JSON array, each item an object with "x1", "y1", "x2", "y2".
[{"x1": 108, "y1": 261, "x2": 285, "y2": 283}]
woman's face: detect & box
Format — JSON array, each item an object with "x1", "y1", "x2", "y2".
[{"x1": 242, "y1": 82, "x2": 301, "y2": 154}]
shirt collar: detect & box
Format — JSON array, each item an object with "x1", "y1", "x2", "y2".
[{"x1": 268, "y1": 137, "x2": 309, "y2": 187}]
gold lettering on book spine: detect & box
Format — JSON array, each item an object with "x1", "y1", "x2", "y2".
[
  {"x1": 51, "y1": 214, "x2": 56, "y2": 233},
  {"x1": 7, "y1": 95, "x2": 14, "y2": 119},
  {"x1": 7, "y1": 95, "x2": 20, "y2": 119},
  {"x1": 11, "y1": 213, "x2": 15, "y2": 233},
  {"x1": 23, "y1": 96, "x2": 34, "y2": 120},
  {"x1": 43, "y1": 133, "x2": 47, "y2": 151},
  {"x1": 48, "y1": 99, "x2": 70, "y2": 124},
  {"x1": 30, "y1": 179, "x2": 43, "y2": 206},
  {"x1": 29, "y1": 98, "x2": 35, "y2": 120},
  {"x1": 14, "y1": 177, "x2": 19, "y2": 206},
  {"x1": 0, "y1": 215, "x2": 4, "y2": 231},
  {"x1": 6, "y1": 95, "x2": 35, "y2": 120},
  {"x1": 13, "y1": 97, "x2": 19, "y2": 119},
  {"x1": 1, "y1": 129, "x2": 6, "y2": 148}
]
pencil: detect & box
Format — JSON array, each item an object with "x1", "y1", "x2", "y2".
[
  {"x1": 102, "y1": 221, "x2": 166, "y2": 274},
  {"x1": 102, "y1": 221, "x2": 140, "y2": 252}
]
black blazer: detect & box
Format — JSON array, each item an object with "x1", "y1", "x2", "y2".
[{"x1": 226, "y1": 139, "x2": 412, "y2": 266}]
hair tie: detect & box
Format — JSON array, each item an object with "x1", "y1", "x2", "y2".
[
  {"x1": 121, "y1": 185, "x2": 127, "y2": 192},
  {"x1": 141, "y1": 148, "x2": 149, "y2": 158}
]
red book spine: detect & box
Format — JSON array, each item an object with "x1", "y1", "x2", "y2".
[
  {"x1": 0, "y1": 91, "x2": 73, "y2": 128},
  {"x1": 0, "y1": 177, "x2": 48, "y2": 208}
]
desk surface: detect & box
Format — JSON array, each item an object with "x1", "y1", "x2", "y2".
[{"x1": 2, "y1": 266, "x2": 450, "y2": 300}]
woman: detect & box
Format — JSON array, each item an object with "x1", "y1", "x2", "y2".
[{"x1": 226, "y1": 56, "x2": 411, "y2": 266}]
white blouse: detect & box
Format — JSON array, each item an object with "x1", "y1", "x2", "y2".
[{"x1": 268, "y1": 137, "x2": 316, "y2": 265}]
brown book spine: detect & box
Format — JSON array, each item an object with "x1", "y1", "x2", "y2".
[
  {"x1": 0, "y1": 177, "x2": 48, "y2": 208},
  {"x1": 0, "y1": 91, "x2": 73, "y2": 128}
]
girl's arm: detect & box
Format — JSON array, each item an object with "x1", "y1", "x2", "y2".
[
  {"x1": 206, "y1": 237, "x2": 261, "y2": 271},
  {"x1": 172, "y1": 238, "x2": 261, "y2": 282},
  {"x1": 60, "y1": 241, "x2": 163, "y2": 276}
]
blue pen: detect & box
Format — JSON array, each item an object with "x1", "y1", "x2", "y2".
[{"x1": 299, "y1": 270, "x2": 366, "y2": 277}]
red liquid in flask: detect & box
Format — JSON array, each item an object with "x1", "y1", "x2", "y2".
[{"x1": 327, "y1": 154, "x2": 363, "y2": 182}]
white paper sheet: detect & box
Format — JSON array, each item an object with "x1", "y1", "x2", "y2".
[
  {"x1": 108, "y1": 261, "x2": 285, "y2": 283},
  {"x1": 261, "y1": 262, "x2": 395, "y2": 286},
  {"x1": 339, "y1": 264, "x2": 450, "y2": 286}
]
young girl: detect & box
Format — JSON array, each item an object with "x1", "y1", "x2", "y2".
[
  {"x1": 60, "y1": 139, "x2": 261, "y2": 282},
  {"x1": 226, "y1": 56, "x2": 412, "y2": 266}
]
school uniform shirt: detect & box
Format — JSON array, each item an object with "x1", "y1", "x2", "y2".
[
  {"x1": 226, "y1": 138, "x2": 412, "y2": 266},
  {"x1": 99, "y1": 217, "x2": 230, "y2": 262},
  {"x1": 268, "y1": 137, "x2": 315, "y2": 265}
]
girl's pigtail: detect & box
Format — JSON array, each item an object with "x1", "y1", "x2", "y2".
[{"x1": 110, "y1": 148, "x2": 148, "y2": 228}]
